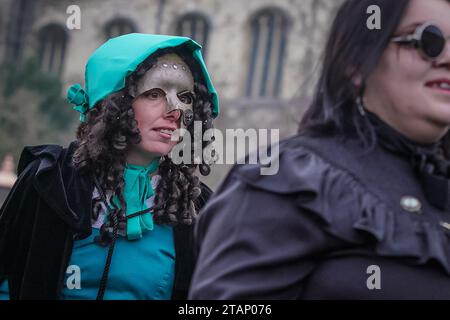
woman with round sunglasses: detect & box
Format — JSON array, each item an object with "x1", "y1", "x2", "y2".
[{"x1": 189, "y1": 0, "x2": 450, "y2": 299}]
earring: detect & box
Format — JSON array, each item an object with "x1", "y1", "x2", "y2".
[
  {"x1": 356, "y1": 96, "x2": 366, "y2": 117},
  {"x1": 183, "y1": 109, "x2": 194, "y2": 126}
]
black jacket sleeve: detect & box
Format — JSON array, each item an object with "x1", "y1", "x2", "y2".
[
  {"x1": 0, "y1": 145, "x2": 75, "y2": 300},
  {"x1": 188, "y1": 164, "x2": 339, "y2": 299},
  {"x1": 0, "y1": 159, "x2": 40, "y2": 284},
  {"x1": 171, "y1": 181, "x2": 214, "y2": 300}
]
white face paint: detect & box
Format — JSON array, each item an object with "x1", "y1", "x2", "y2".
[{"x1": 134, "y1": 53, "x2": 195, "y2": 129}]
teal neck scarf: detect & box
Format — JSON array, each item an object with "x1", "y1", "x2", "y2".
[{"x1": 114, "y1": 159, "x2": 159, "y2": 240}]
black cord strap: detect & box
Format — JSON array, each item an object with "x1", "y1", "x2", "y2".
[
  {"x1": 125, "y1": 206, "x2": 154, "y2": 220},
  {"x1": 92, "y1": 177, "x2": 155, "y2": 299},
  {"x1": 93, "y1": 176, "x2": 118, "y2": 301}
]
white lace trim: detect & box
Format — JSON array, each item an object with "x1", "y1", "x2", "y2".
[{"x1": 91, "y1": 175, "x2": 161, "y2": 233}]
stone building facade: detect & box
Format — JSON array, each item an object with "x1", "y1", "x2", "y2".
[{"x1": 0, "y1": 0, "x2": 343, "y2": 189}]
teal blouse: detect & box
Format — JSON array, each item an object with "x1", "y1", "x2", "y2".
[
  {"x1": 62, "y1": 222, "x2": 175, "y2": 300},
  {"x1": 0, "y1": 176, "x2": 175, "y2": 300}
]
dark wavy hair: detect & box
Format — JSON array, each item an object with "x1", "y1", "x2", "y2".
[
  {"x1": 71, "y1": 46, "x2": 215, "y2": 243},
  {"x1": 299, "y1": 0, "x2": 411, "y2": 147}
]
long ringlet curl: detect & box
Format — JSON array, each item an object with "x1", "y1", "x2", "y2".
[
  {"x1": 152, "y1": 81, "x2": 215, "y2": 226},
  {"x1": 72, "y1": 47, "x2": 215, "y2": 244}
]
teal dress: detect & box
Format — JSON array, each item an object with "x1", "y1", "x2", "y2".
[
  {"x1": 0, "y1": 279, "x2": 8, "y2": 300},
  {"x1": 62, "y1": 222, "x2": 175, "y2": 300},
  {"x1": 0, "y1": 176, "x2": 175, "y2": 300}
]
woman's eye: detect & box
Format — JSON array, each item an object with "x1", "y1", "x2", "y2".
[
  {"x1": 146, "y1": 89, "x2": 165, "y2": 100},
  {"x1": 178, "y1": 92, "x2": 193, "y2": 104}
]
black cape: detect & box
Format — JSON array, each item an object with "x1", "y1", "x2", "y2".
[{"x1": 0, "y1": 142, "x2": 212, "y2": 300}]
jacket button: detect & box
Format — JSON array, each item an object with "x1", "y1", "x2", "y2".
[{"x1": 400, "y1": 196, "x2": 422, "y2": 213}]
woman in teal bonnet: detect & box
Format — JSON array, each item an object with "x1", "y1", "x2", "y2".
[{"x1": 0, "y1": 33, "x2": 219, "y2": 300}]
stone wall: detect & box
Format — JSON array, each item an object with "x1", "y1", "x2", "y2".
[{"x1": 2, "y1": 0, "x2": 344, "y2": 189}]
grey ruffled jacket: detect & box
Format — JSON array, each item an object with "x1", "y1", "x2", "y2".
[{"x1": 189, "y1": 134, "x2": 450, "y2": 299}]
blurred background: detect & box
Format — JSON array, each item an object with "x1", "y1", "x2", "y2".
[{"x1": 0, "y1": 0, "x2": 344, "y2": 205}]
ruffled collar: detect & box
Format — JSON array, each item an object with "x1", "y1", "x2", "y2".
[
  {"x1": 113, "y1": 160, "x2": 160, "y2": 240},
  {"x1": 367, "y1": 110, "x2": 450, "y2": 211}
]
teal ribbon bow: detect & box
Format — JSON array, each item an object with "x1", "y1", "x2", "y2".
[
  {"x1": 115, "y1": 159, "x2": 160, "y2": 240},
  {"x1": 67, "y1": 83, "x2": 90, "y2": 122}
]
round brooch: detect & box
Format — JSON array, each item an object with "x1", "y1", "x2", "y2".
[{"x1": 400, "y1": 196, "x2": 422, "y2": 213}]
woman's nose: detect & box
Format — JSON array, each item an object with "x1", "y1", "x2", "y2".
[
  {"x1": 434, "y1": 41, "x2": 450, "y2": 68},
  {"x1": 164, "y1": 109, "x2": 181, "y2": 121}
]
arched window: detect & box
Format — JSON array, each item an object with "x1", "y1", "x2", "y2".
[
  {"x1": 104, "y1": 18, "x2": 137, "y2": 39},
  {"x1": 246, "y1": 9, "x2": 289, "y2": 98},
  {"x1": 176, "y1": 13, "x2": 210, "y2": 58},
  {"x1": 38, "y1": 24, "x2": 67, "y2": 76},
  {"x1": 5, "y1": 0, "x2": 36, "y2": 63}
]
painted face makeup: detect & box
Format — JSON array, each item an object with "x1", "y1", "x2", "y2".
[{"x1": 134, "y1": 53, "x2": 195, "y2": 130}]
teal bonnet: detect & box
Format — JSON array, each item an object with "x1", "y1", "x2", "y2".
[{"x1": 67, "y1": 33, "x2": 219, "y2": 122}]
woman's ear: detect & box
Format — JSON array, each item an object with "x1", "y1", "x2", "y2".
[
  {"x1": 352, "y1": 73, "x2": 363, "y2": 88},
  {"x1": 346, "y1": 66, "x2": 363, "y2": 89}
]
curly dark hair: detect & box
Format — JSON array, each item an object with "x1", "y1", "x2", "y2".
[{"x1": 72, "y1": 46, "x2": 215, "y2": 244}]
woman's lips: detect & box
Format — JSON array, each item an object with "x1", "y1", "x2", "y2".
[
  {"x1": 153, "y1": 127, "x2": 176, "y2": 140},
  {"x1": 425, "y1": 79, "x2": 450, "y2": 95}
]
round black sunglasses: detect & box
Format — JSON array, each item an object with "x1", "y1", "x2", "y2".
[{"x1": 391, "y1": 22, "x2": 449, "y2": 61}]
